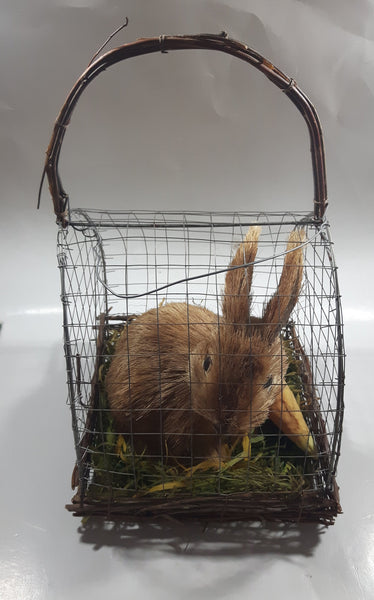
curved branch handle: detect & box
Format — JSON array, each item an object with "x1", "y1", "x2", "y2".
[{"x1": 43, "y1": 32, "x2": 327, "y2": 227}]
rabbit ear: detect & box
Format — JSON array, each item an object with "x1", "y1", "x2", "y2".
[
  {"x1": 261, "y1": 228, "x2": 306, "y2": 342},
  {"x1": 222, "y1": 226, "x2": 261, "y2": 326}
]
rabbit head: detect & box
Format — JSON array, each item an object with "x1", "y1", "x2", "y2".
[
  {"x1": 188, "y1": 326, "x2": 278, "y2": 437},
  {"x1": 187, "y1": 226, "x2": 305, "y2": 455}
]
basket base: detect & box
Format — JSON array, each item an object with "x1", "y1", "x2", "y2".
[{"x1": 66, "y1": 482, "x2": 342, "y2": 527}]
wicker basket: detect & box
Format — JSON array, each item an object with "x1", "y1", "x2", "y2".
[{"x1": 42, "y1": 33, "x2": 344, "y2": 525}]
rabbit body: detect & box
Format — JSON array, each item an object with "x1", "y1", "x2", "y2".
[{"x1": 106, "y1": 227, "x2": 305, "y2": 461}]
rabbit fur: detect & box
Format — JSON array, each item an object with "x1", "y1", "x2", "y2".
[{"x1": 105, "y1": 226, "x2": 306, "y2": 462}]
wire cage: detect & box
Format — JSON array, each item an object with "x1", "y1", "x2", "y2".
[{"x1": 42, "y1": 33, "x2": 344, "y2": 525}]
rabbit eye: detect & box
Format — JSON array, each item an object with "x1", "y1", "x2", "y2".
[
  {"x1": 263, "y1": 376, "x2": 273, "y2": 389},
  {"x1": 203, "y1": 355, "x2": 212, "y2": 373}
]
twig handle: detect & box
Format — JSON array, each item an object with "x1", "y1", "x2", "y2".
[{"x1": 42, "y1": 32, "x2": 327, "y2": 227}]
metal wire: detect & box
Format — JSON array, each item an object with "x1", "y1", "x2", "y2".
[{"x1": 58, "y1": 209, "x2": 344, "y2": 514}]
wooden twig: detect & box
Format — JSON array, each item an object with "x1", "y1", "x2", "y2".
[
  {"x1": 44, "y1": 33, "x2": 327, "y2": 226},
  {"x1": 66, "y1": 487, "x2": 341, "y2": 525},
  {"x1": 87, "y1": 19, "x2": 129, "y2": 68}
]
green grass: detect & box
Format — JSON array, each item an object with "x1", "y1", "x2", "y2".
[{"x1": 84, "y1": 325, "x2": 314, "y2": 502}]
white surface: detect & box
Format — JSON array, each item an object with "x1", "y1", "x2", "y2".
[{"x1": 1, "y1": 1, "x2": 374, "y2": 599}]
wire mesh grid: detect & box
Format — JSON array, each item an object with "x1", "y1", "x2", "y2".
[{"x1": 59, "y1": 209, "x2": 344, "y2": 524}]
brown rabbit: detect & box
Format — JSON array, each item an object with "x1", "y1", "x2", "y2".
[{"x1": 105, "y1": 226, "x2": 305, "y2": 462}]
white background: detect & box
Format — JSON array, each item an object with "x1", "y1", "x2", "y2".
[{"x1": 1, "y1": 1, "x2": 374, "y2": 598}]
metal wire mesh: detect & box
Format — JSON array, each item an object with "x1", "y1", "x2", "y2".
[{"x1": 58, "y1": 209, "x2": 344, "y2": 523}]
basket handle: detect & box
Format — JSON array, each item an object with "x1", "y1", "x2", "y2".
[{"x1": 42, "y1": 32, "x2": 327, "y2": 227}]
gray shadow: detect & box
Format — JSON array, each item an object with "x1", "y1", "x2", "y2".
[{"x1": 77, "y1": 517, "x2": 325, "y2": 557}]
